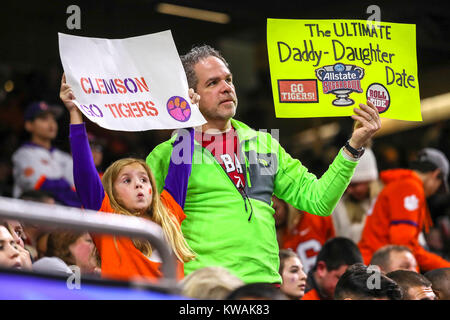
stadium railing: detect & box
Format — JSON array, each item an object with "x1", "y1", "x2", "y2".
[{"x1": 0, "y1": 196, "x2": 184, "y2": 299}]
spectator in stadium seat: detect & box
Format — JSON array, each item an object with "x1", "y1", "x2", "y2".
[
  {"x1": 334, "y1": 263, "x2": 402, "y2": 300},
  {"x1": 180, "y1": 266, "x2": 244, "y2": 299},
  {"x1": 279, "y1": 248, "x2": 307, "y2": 300},
  {"x1": 387, "y1": 269, "x2": 436, "y2": 300},
  {"x1": 87, "y1": 132, "x2": 105, "y2": 176},
  {"x1": 226, "y1": 283, "x2": 287, "y2": 300},
  {"x1": 424, "y1": 268, "x2": 450, "y2": 300},
  {"x1": 272, "y1": 195, "x2": 290, "y2": 248},
  {"x1": 302, "y1": 237, "x2": 363, "y2": 300},
  {"x1": 282, "y1": 209, "x2": 335, "y2": 275},
  {"x1": 20, "y1": 189, "x2": 56, "y2": 205},
  {"x1": 2, "y1": 220, "x2": 32, "y2": 270},
  {"x1": 358, "y1": 148, "x2": 450, "y2": 272},
  {"x1": 332, "y1": 148, "x2": 381, "y2": 244},
  {"x1": 274, "y1": 197, "x2": 335, "y2": 275},
  {"x1": 4, "y1": 220, "x2": 27, "y2": 249},
  {"x1": 370, "y1": 245, "x2": 419, "y2": 273},
  {"x1": 32, "y1": 231, "x2": 100, "y2": 277},
  {"x1": 12, "y1": 101, "x2": 81, "y2": 207},
  {"x1": 334, "y1": 263, "x2": 403, "y2": 300},
  {"x1": 19, "y1": 190, "x2": 56, "y2": 260},
  {"x1": 0, "y1": 225, "x2": 24, "y2": 270}
]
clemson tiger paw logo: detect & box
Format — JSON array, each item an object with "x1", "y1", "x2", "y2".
[
  {"x1": 167, "y1": 96, "x2": 191, "y2": 122},
  {"x1": 404, "y1": 195, "x2": 419, "y2": 211}
]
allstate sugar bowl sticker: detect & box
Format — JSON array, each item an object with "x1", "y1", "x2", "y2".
[
  {"x1": 267, "y1": 19, "x2": 422, "y2": 121},
  {"x1": 315, "y1": 63, "x2": 364, "y2": 106}
]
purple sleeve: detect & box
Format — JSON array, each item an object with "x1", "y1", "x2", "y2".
[
  {"x1": 69, "y1": 123, "x2": 105, "y2": 211},
  {"x1": 163, "y1": 128, "x2": 194, "y2": 209},
  {"x1": 40, "y1": 179, "x2": 82, "y2": 208}
]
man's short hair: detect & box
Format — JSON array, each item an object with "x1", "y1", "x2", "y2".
[
  {"x1": 386, "y1": 270, "x2": 432, "y2": 300},
  {"x1": 226, "y1": 283, "x2": 287, "y2": 300},
  {"x1": 180, "y1": 45, "x2": 229, "y2": 90},
  {"x1": 370, "y1": 245, "x2": 412, "y2": 272},
  {"x1": 314, "y1": 237, "x2": 363, "y2": 271},
  {"x1": 334, "y1": 263, "x2": 403, "y2": 300},
  {"x1": 424, "y1": 268, "x2": 450, "y2": 300}
]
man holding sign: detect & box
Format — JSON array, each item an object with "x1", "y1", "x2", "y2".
[{"x1": 147, "y1": 45, "x2": 381, "y2": 283}]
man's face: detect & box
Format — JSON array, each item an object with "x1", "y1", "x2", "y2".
[
  {"x1": 423, "y1": 169, "x2": 443, "y2": 197},
  {"x1": 316, "y1": 263, "x2": 349, "y2": 299},
  {"x1": 385, "y1": 250, "x2": 418, "y2": 273},
  {"x1": 194, "y1": 56, "x2": 237, "y2": 123},
  {"x1": 25, "y1": 113, "x2": 58, "y2": 141},
  {"x1": 407, "y1": 286, "x2": 436, "y2": 300}
]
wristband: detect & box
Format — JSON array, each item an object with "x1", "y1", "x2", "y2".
[{"x1": 344, "y1": 140, "x2": 365, "y2": 159}]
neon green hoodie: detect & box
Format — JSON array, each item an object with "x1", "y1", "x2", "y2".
[{"x1": 146, "y1": 119, "x2": 357, "y2": 283}]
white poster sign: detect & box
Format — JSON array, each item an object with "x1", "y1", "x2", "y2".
[{"x1": 58, "y1": 31, "x2": 206, "y2": 131}]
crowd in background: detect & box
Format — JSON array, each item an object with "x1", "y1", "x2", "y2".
[{"x1": 0, "y1": 55, "x2": 449, "y2": 300}]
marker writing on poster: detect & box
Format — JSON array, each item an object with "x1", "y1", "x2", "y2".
[{"x1": 79, "y1": 76, "x2": 149, "y2": 95}]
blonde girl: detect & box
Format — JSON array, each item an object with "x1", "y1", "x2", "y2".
[{"x1": 60, "y1": 75, "x2": 195, "y2": 281}]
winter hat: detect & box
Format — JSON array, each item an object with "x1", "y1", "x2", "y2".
[
  {"x1": 417, "y1": 148, "x2": 449, "y2": 193},
  {"x1": 351, "y1": 148, "x2": 378, "y2": 183}
]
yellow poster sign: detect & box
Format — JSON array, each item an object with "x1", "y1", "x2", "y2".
[{"x1": 267, "y1": 19, "x2": 421, "y2": 121}]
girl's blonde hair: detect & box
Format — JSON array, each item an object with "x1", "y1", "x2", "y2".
[{"x1": 102, "y1": 158, "x2": 195, "y2": 262}]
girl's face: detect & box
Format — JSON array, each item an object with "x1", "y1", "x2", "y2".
[
  {"x1": 0, "y1": 226, "x2": 22, "y2": 270},
  {"x1": 280, "y1": 256, "x2": 307, "y2": 300},
  {"x1": 113, "y1": 163, "x2": 153, "y2": 215},
  {"x1": 69, "y1": 233, "x2": 97, "y2": 274}
]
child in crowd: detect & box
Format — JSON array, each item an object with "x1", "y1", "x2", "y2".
[
  {"x1": 12, "y1": 101, "x2": 81, "y2": 207},
  {"x1": 60, "y1": 74, "x2": 196, "y2": 282}
]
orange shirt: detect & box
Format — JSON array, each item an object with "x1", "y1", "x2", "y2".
[
  {"x1": 358, "y1": 169, "x2": 450, "y2": 272},
  {"x1": 282, "y1": 211, "x2": 335, "y2": 274},
  {"x1": 93, "y1": 190, "x2": 185, "y2": 282},
  {"x1": 301, "y1": 288, "x2": 321, "y2": 300}
]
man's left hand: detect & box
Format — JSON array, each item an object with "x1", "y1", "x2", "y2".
[{"x1": 348, "y1": 100, "x2": 381, "y2": 149}]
